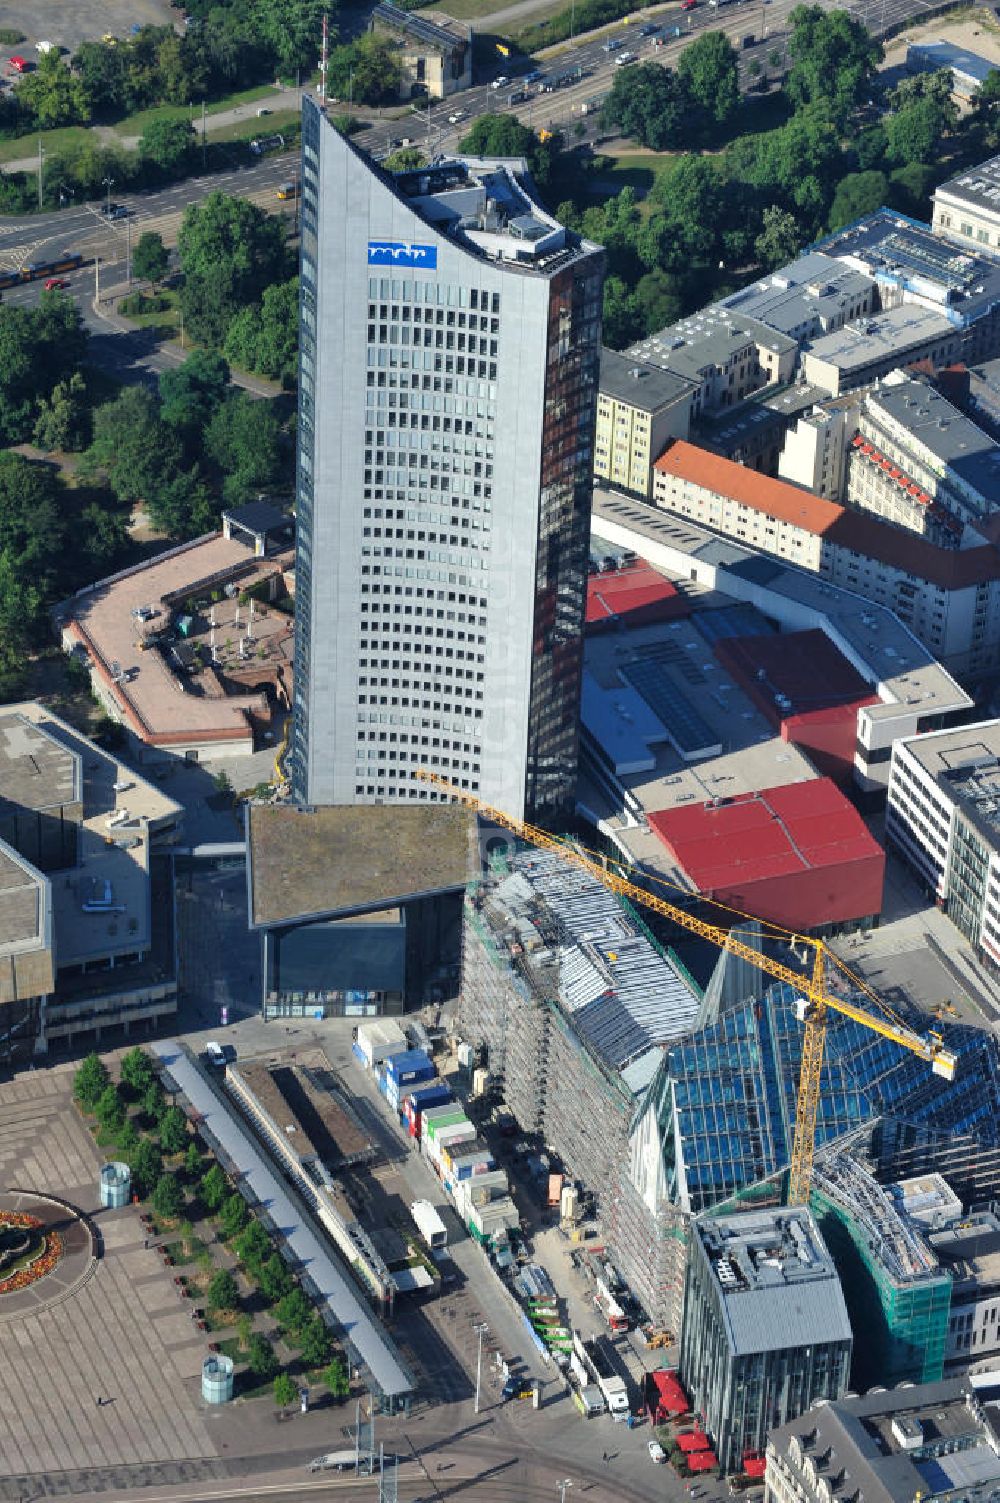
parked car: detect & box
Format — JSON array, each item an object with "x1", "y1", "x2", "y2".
[
  {"x1": 639, "y1": 22, "x2": 659, "y2": 34},
  {"x1": 616, "y1": 50, "x2": 634, "y2": 63},
  {"x1": 448, "y1": 109, "x2": 466, "y2": 123},
  {"x1": 492, "y1": 74, "x2": 509, "y2": 88},
  {"x1": 648, "y1": 1440, "x2": 667, "y2": 1464},
  {"x1": 204, "y1": 1041, "x2": 226, "y2": 1069},
  {"x1": 43, "y1": 277, "x2": 68, "y2": 290},
  {"x1": 502, "y1": 1378, "x2": 534, "y2": 1402}
]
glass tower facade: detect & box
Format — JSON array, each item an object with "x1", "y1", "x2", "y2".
[{"x1": 293, "y1": 100, "x2": 604, "y2": 820}]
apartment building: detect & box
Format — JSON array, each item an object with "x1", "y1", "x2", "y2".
[
  {"x1": 628, "y1": 310, "x2": 797, "y2": 420},
  {"x1": 933, "y1": 156, "x2": 1000, "y2": 252},
  {"x1": 652, "y1": 441, "x2": 1000, "y2": 676},
  {"x1": 718, "y1": 252, "x2": 876, "y2": 344},
  {"x1": 887, "y1": 721, "x2": 1000, "y2": 972},
  {"x1": 777, "y1": 404, "x2": 850, "y2": 498},
  {"x1": 847, "y1": 371, "x2": 1000, "y2": 547},
  {"x1": 593, "y1": 349, "x2": 694, "y2": 496},
  {"x1": 802, "y1": 305, "x2": 960, "y2": 396}
]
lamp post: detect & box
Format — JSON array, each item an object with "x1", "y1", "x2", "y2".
[
  {"x1": 37, "y1": 138, "x2": 44, "y2": 211},
  {"x1": 102, "y1": 175, "x2": 114, "y2": 215},
  {"x1": 473, "y1": 1321, "x2": 489, "y2": 1414},
  {"x1": 558, "y1": 1481, "x2": 573, "y2": 1503}
]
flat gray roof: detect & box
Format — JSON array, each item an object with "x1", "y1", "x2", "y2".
[
  {"x1": 599, "y1": 348, "x2": 694, "y2": 412},
  {"x1": 864, "y1": 372, "x2": 1000, "y2": 508},
  {"x1": 151, "y1": 1040, "x2": 414, "y2": 1400},
  {"x1": 719, "y1": 253, "x2": 874, "y2": 338},
  {"x1": 0, "y1": 838, "x2": 48, "y2": 959},
  {"x1": 805, "y1": 305, "x2": 954, "y2": 372},
  {"x1": 247, "y1": 803, "x2": 476, "y2": 926},
  {"x1": 630, "y1": 309, "x2": 797, "y2": 380},
  {"x1": 935, "y1": 155, "x2": 1000, "y2": 217},
  {"x1": 0, "y1": 713, "x2": 79, "y2": 814}
]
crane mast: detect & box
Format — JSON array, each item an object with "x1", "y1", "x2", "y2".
[{"x1": 416, "y1": 770, "x2": 958, "y2": 1204}]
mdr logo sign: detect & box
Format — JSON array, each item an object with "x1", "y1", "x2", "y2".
[{"x1": 367, "y1": 240, "x2": 438, "y2": 269}]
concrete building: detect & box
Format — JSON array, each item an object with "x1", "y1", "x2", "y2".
[
  {"x1": 907, "y1": 41, "x2": 997, "y2": 102},
  {"x1": 594, "y1": 348, "x2": 694, "y2": 497},
  {"x1": 802, "y1": 305, "x2": 960, "y2": 396},
  {"x1": 929, "y1": 1214, "x2": 1000, "y2": 1367},
  {"x1": 629, "y1": 310, "x2": 797, "y2": 419},
  {"x1": 588, "y1": 489, "x2": 973, "y2": 796},
  {"x1": 679, "y1": 1208, "x2": 852, "y2": 1475},
  {"x1": 652, "y1": 441, "x2": 1000, "y2": 678},
  {"x1": 57, "y1": 530, "x2": 295, "y2": 764},
  {"x1": 847, "y1": 372, "x2": 1000, "y2": 547},
  {"x1": 293, "y1": 100, "x2": 605, "y2": 820},
  {"x1": 246, "y1": 802, "x2": 474, "y2": 1017},
  {"x1": 766, "y1": 1379, "x2": 1000, "y2": 1503},
  {"x1": 934, "y1": 157, "x2": 1000, "y2": 254},
  {"x1": 816, "y1": 207, "x2": 1000, "y2": 366},
  {"x1": 0, "y1": 704, "x2": 181, "y2": 1061},
  {"x1": 718, "y1": 253, "x2": 876, "y2": 345},
  {"x1": 694, "y1": 381, "x2": 833, "y2": 476},
  {"x1": 369, "y1": 5, "x2": 472, "y2": 101},
  {"x1": 887, "y1": 721, "x2": 1000, "y2": 973},
  {"x1": 778, "y1": 404, "x2": 850, "y2": 499}
]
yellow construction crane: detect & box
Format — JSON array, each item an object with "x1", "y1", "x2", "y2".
[{"x1": 417, "y1": 770, "x2": 958, "y2": 1205}]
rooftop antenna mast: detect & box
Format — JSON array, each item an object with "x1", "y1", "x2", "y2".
[{"x1": 320, "y1": 13, "x2": 329, "y2": 106}]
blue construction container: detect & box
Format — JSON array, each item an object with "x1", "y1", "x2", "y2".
[{"x1": 385, "y1": 1049, "x2": 435, "y2": 1087}]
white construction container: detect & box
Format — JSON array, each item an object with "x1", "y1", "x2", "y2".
[
  {"x1": 411, "y1": 1200, "x2": 448, "y2": 1251},
  {"x1": 355, "y1": 1018, "x2": 408, "y2": 1071}
]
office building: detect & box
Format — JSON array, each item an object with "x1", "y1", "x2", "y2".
[
  {"x1": 652, "y1": 441, "x2": 1000, "y2": 677},
  {"x1": 594, "y1": 348, "x2": 694, "y2": 496},
  {"x1": 801, "y1": 305, "x2": 960, "y2": 396},
  {"x1": 847, "y1": 372, "x2": 1000, "y2": 547},
  {"x1": 0, "y1": 704, "x2": 181, "y2": 1060},
  {"x1": 887, "y1": 721, "x2": 1000, "y2": 972},
  {"x1": 679, "y1": 1208, "x2": 852, "y2": 1475},
  {"x1": 934, "y1": 156, "x2": 1000, "y2": 253},
  {"x1": 778, "y1": 404, "x2": 850, "y2": 498},
  {"x1": 629, "y1": 310, "x2": 797, "y2": 419},
  {"x1": 766, "y1": 1379, "x2": 1000, "y2": 1503},
  {"x1": 293, "y1": 99, "x2": 605, "y2": 820},
  {"x1": 368, "y1": 6, "x2": 472, "y2": 101},
  {"x1": 717, "y1": 252, "x2": 876, "y2": 345}
]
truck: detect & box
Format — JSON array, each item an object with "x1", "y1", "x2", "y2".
[
  {"x1": 411, "y1": 1199, "x2": 448, "y2": 1252},
  {"x1": 595, "y1": 1276, "x2": 630, "y2": 1333},
  {"x1": 574, "y1": 1331, "x2": 630, "y2": 1416}
]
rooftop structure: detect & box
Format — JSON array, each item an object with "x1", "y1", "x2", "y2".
[
  {"x1": 680, "y1": 1207, "x2": 852, "y2": 1473},
  {"x1": 598, "y1": 348, "x2": 695, "y2": 412},
  {"x1": 246, "y1": 803, "x2": 475, "y2": 926},
  {"x1": 802, "y1": 305, "x2": 960, "y2": 395},
  {"x1": 907, "y1": 41, "x2": 997, "y2": 98},
  {"x1": 229, "y1": 1055, "x2": 376, "y2": 1169},
  {"x1": 766, "y1": 1379, "x2": 1000, "y2": 1503},
  {"x1": 718, "y1": 252, "x2": 876, "y2": 343},
  {"x1": 221, "y1": 501, "x2": 294, "y2": 558},
  {"x1": 589, "y1": 488, "x2": 973, "y2": 792},
  {"x1": 629, "y1": 310, "x2": 798, "y2": 421},
  {"x1": 58, "y1": 532, "x2": 294, "y2": 762},
  {"x1": 646, "y1": 780, "x2": 885, "y2": 935},
  {"x1": 891, "y1": 1171, "x2": 964, "y2": 1229},
  {"x1": 293, "y1": 100, "x2": 604, "y2": 820},
  {"x1": 585, "y1": 559, "x2": 687, "y2": 632},
  {"x1": 369, "y1": 4, "x2": 471, "y2": 100}
]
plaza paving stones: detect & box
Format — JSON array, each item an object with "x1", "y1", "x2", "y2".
[{"x1": 0, "y1": 1066, "x2": 217, "y2": 1482}]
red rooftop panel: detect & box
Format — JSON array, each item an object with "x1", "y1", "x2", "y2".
[
  {"x1": 648, "y1": 780, "x2": 884, "y2": 931},
  {"x1": 586, "y1": 563, "x2": 687, "y2": 633}
]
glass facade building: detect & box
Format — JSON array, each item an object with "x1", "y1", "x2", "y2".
[{"x1": 293, "y1": 100, "x2": 605, "y2": 819}]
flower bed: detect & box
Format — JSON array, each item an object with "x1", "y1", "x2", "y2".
[{"x1": 0, "y1": 1213, "x2": 62, "y2": 1295}]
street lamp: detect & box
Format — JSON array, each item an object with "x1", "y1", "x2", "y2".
[
  {"x1": 348, "y1": 67, "x2": 355, "y2": 110},
  {"x1": 102, "y1": 175, "x2": 114, "y2": 214},
  {"x1": 473, "y1": 1321, "x2": 489, "y2": 1414},
  {"x1": 558, "y1": 1481, "x2": 574, "y2": 1503}
]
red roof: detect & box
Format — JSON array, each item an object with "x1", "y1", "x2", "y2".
[
  {"x1": 650, "y1": 1369, "x2": 690, "y2": 1414},
  {"x1": 654, "y1": 441, "x2": 1000, "y2": 589},
  {"x1": 743, "y1": 1456, "x2": 767, "y2": 1479},
  {"x1": 713, "y1": 630, "x2": 876, "y2": 725},
  {"x1": 687, "y1": 1450, "x2": 719, "y2": 1471},
  {"x1": 586, "y1": 563, "x2": 684, "y2": 630},
  {"x1": 677, "y1": 1431, "x2": 712, "y2": 1453},
  {"x1": 647, "y1": 780, "x2": 885, "y2": 929}
]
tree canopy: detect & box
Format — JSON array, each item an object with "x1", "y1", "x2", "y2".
[
  {"x1": 676, "y1": 31, "x2": 740, "y2": 132},
  {"x1": 786, "y1": 5, "x2": 882, "y2": 123},
  {"x1": 177, "y1": 191, "x2": 290, "y2": 348}
]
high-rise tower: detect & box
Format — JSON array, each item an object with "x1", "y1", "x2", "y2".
[{"x1": 292, "y1": 98, "x2": 604, "y2": 820}]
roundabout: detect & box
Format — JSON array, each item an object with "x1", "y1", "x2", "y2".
[{"x1": 0, "y1": 1191, "x2": 95, "y2": 1317}]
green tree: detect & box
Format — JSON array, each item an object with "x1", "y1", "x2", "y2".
[
  {"x1": 383, "y1": 146, "x2": 427, "y2": 172},
  {"x1": 177, "y1": 191, "x2": 289, "y2": 348},
  {"x1": 601, "y1": 275, "x2": 642, "y2": 349},
  {"x1": 138, "y1": 117, "x2": 196, "y2": 177},
  {"x1": 323, "y1": 1354, "x2": 350, "y2": 1399},
  {"x1": 754, "y1": 205, "x2": 802, "y2": 270},
  {"x1": 131, "y1": 1138, "x2": 163, "y2": 1197},
  {"x1": 676, "y1": 31, "x2": 740, "y2": 132},
  {"x1": 600, "y1": 63, "x2": 687, "y2": 150},
  {"x1": 220, "y1": 1193, "x2": 248, "y2": 1239},
  {"x1": 201, "y1": 1162, "x2": 228, "y2": 1212},
  {"x1": 118, "y1": 1119, "x2": 140, "y2": 1157},
  {"x1": 120, "y1": 1045, "x2": 155, "y2": 1098},
  {"x1": 786, "y1": 5, "x2": 881, "y2": 125},
  {"x1": 184, "y1": 1141, "x2": 202, "y2": 1180},
  {"x1": 159, "y1": 349, "x2": 230, "y2": 438},
  {"x1": 152, "y1": 1171, "x2": 184, "y2": 1220},
  {"x1": 277, "y1": 1288, "x2": 312, "y2": 1335},
  {"x1": 273, "y1": 1373, "x2": 298, "y2": 1407},
  {"x1": 634, "y1": 269, "x2": 683, "y2": 333},
  {"x1": 95, "y1": 1083, "x2": 126, "y2": 1136},
  {"x1": 827, "y1": 169, "x2": 890, "y2": 231},
  {"x1": 32, "y1": 372, "x2": 91, "y2": 453},
  {"x1": 132, "y1": 231, "x2": 169, "y2": 288},
  {"x1": 889, "y1": 161, "x2": 938, "y2": 218},
  {"x1": 327, "y1": 34, "x2": 401, "y2": 105},
  {"x1": 86, "y1": 386, "x2": 180, "y2": 505},
  {"x1": 204, "y1": 392, "x2": 283, "y2": 506},
  {"x1": 0, "y1": 548, "x2": 41, "y2": 699},
  {"x1": 0, "y1": 294, "x2": 87, "y2": 443},
  {"x1": 299, "y1": 1314, "x2": 331, "y2": 1366},
  {"x1": 253, "y1": 0, "x2": 326, "y2": 75},
  {"x1": 884, "y1": 97, "x2": 952, "y2": 168},
  {"x1": 73, "y1": 1052, "x2": 110, "y2": 1109},
  {"x1": 141, "y1": 1078, "x2": 165, "y2": 1124},
  {"x1": 159, "y1": 1104, "x2": 188, "y2": 1155},
  {"x1": 459, "y1": 113, "x2": 536, "y2": 159},
  {"x1": 234, "y1": 1218, "x2": 272, "y2": 1270},
  {"x1": 208, "y1": 1268, "x2": 240, "y2": 1311},
  {"x1": 223, "y1": 277, "x2": 299, "y2": 385},
  {"x1": 73, "y1": 40, "x2": 129, "y2": 116},
  {"x1": 259, "y1": 1253, "x2": 293, "y2": 1303},
  {"x1": 247, "y1": 1333, "x2": 278, "y2": 1380},
  {"x1": 15, "y1": 53, "x2": 90, "y2": 128}
]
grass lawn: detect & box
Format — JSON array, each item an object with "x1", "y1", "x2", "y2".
[
  {"x1": 112, "y1": 83, "x2": 281, "y2": 139},
  {"x1": 0, "y1": 125, "x2": 91, "y2": 166},
  {"x1": 209, "y1": 110, "x2": 301, "y2": 146},
  {"x1": 119, "y1": 289, "x2": 181, "y2": 337},
  {"x1": 164, "y1": 1233, "x2": 208, "y2": 1264}
]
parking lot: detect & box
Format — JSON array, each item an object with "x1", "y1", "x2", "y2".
[{"x1": 0, "y1": 0, "x2": 178, "y2": 61}]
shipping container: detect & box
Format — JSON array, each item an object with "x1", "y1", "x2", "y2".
[
  {"x1": 411, "y1": 1199, "x2": 448, "y2": 1250},
  {"x1": 385, "y1": 1048, "x2": 435, "y2": 1086},
  {"x1": 356, "y1": 1018, "x2": 408, "y2": 1070}
]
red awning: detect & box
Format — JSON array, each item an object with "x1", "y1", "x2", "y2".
[
  {"x1": 743, "y1": 1456, "x2": 767, "y2": 1479},
  {"x1": 688, "y1": 1451, "x2": 719, "y2": 1472},
  {"x1": 677, "y1": 1431, "x2": 712, "y2": 1453}
]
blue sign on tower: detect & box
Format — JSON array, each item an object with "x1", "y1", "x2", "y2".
[{"x1": 368, "y1": 240, "x2": 438, "y2": 269}]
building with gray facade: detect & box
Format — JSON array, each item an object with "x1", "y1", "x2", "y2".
[
  {"x1": 679, "y1": 1209, "x2": 852, "y2": 1474},
  {"x1": 292, "y1": 99, "x2": 605, "y2": 820}
]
